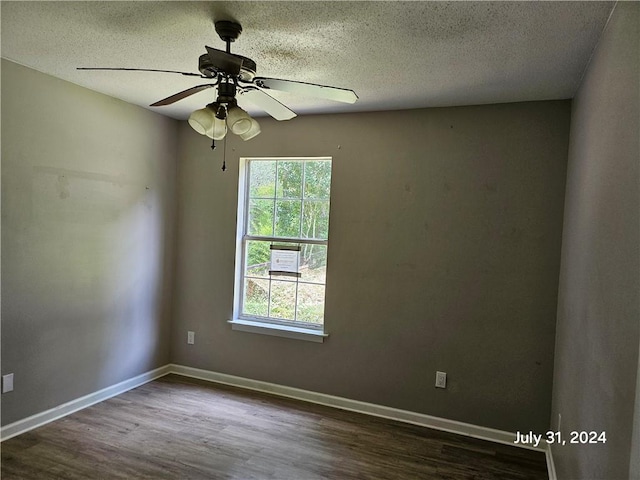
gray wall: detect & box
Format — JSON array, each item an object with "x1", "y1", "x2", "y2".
[
  {"x1": 172, "y1": 100, "x2": 570, "y2": 433},
  {"x1": 1, "y1": 60, "x2": 178, "y2": 425},
  {"x1": 550, "y1": 3, "x2": 640, "y2": 479}
]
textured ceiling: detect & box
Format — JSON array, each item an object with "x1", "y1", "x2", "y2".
[{"x1": 1, "y1": 1, "x2": 614, "y2": 120}]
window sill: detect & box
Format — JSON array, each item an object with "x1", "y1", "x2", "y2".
[{"x1": 228, "y1": 319, "x2": 328, "y2": 343}]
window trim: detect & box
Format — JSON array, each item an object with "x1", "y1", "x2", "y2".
[
  {"x1": 232, "y1": 157, "x2": 331, "y2": 340},
  {"x1": 228, "y1": 319, "x2": 328, "y2": 343}
]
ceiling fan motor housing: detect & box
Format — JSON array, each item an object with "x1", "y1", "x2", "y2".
[{"x1": 198, "y1": 54, "x2": 257, "y2": 82}]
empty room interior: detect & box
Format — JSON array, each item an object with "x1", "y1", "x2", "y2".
[{"x1": 1, "y1": 1, "x2": 638, "y2": 479}]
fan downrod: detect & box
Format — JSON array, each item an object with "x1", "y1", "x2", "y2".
[{"x1": 215, "y1": 21, "x2": 242, "y2": 43}]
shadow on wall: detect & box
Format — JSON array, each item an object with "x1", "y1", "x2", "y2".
[{"x1": 2, "y1": 162, "x2": 170, "y2": 422}]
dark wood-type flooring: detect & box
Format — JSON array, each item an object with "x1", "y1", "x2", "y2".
[{"x1": 1, "y1": 374, "x2": 548, "y2": 479}]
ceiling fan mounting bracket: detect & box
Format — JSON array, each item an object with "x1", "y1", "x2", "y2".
[{"x1": 215, "y1": 21, "x2": 242, "y2": 43}]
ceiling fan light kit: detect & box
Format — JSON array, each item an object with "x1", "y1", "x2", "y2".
[
  {"x1": 226, "y1": 105, "x2": 254, "y2": 135},
  {"x1": 188, "y1": 105, "x2": 217, "y2": 135},
  {"x1": 210, "y1": 115, "x2": 228, "y2": 141},
  {"x1": 78, "y1": 19, "x2": 358, "y2": 146},
  {"x1": 240, "y1": 118, "x2": 261, "y2": 141},
  {"x1": 188, "y1": 101, "x2": 256, "y2": 141}
]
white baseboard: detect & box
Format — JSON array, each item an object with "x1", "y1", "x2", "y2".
[
  {"x1": 0, "y1": 365, "x2": 171, "y2": 441},
  {"x1": 168, "y1": 364, "x2": 544, "y2": 452}
]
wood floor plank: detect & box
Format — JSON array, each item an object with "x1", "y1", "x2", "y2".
[{"x1": 1, "y1": 374, "x2": 548, "y2": 479}]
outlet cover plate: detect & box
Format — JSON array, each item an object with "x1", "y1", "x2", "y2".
[
  {"x1": 435, "y1": 371, "x2": 447, "y2": 388},
  {"x1": 2, "y1": 373, "x2": 14, "y2": 393}
]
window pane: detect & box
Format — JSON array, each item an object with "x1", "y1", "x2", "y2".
[
  {"x1": 296, "y1": 283, "x2": 325, "y2": 324},
  {"x1": 249, "y1": 161, "x2": 276, "y2": 198},
  {"x1": 243, "y1": 278, "x2": 269, "y2": 317},
  {"x1": 304, "y1": 160, "x2": 331, "y2": 199},
  {"x1": 245, "y1": 240, "x2": 271, "y2": 278},
  {"x1": 276, "y1": 161, "x2": 303, "y2": 198},
  {"x1": 239, "y1": 158, "x2": 331, "y2": 329},
  {"x1": 248, "y1": 199, "x2": 274, "y2": 236},
  {"x1": 302, "y1": 200, "x2": 330, "y2": 240},
  {"x1": 269, "y1": 280, "x2": 296, "y2": 320},
  {"x1": 274, "y1": 200, "x2": 301, "y2": 238},
  {"x1": 300, "y1": 244, "x2": 327, "y2": 284}
]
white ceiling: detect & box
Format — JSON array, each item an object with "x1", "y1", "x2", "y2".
[{"x1": 1, "y1": 1, "x2": 615, "y2": 120}]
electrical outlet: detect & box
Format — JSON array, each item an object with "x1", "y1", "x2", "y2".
[
  {"x1": 435, "y1": 371, "x2": 447, "y2": 389},
  {"x1": 187, "y1": 331, "x2": 195, "y2": 345},
  {"x1": 2, "y1": 373, "x2": 14, "y2": 393}
]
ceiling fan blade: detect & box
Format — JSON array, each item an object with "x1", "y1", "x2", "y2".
[
  {"x1": 240, "y1": 88, "x2": 297, "y2": 121},
  {"x1": 205, "y1": 46, "x2": 243, "y2": 76},
  {"x1": 253, "y1": 77, "x2": 358, "y2": 104},
  {"x1": 77, "y1": 67, "x2": 206, "y2": 78},
  {"x1": 150, "y1": 84, "x2": 216, "y2": 107}
]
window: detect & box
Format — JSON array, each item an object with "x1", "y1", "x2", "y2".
[{"x1": 232, "y1": 157, "x2": 332, "y2": 339}]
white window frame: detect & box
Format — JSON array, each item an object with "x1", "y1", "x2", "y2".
[{"x1": 229, "y1": 157, "x2": 331, "y2": 342}]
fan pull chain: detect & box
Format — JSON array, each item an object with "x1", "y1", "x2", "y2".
[
  {"x1": 222, "y1": 136, "x2": 227, "y2": 172},
  {"x1": 209, "y1": 126, "x2": 227, "y2": 172}
]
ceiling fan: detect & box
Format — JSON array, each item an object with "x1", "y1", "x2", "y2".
[{"x1": 78, "y1": 20, "x2": 358, "y2": 142}]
